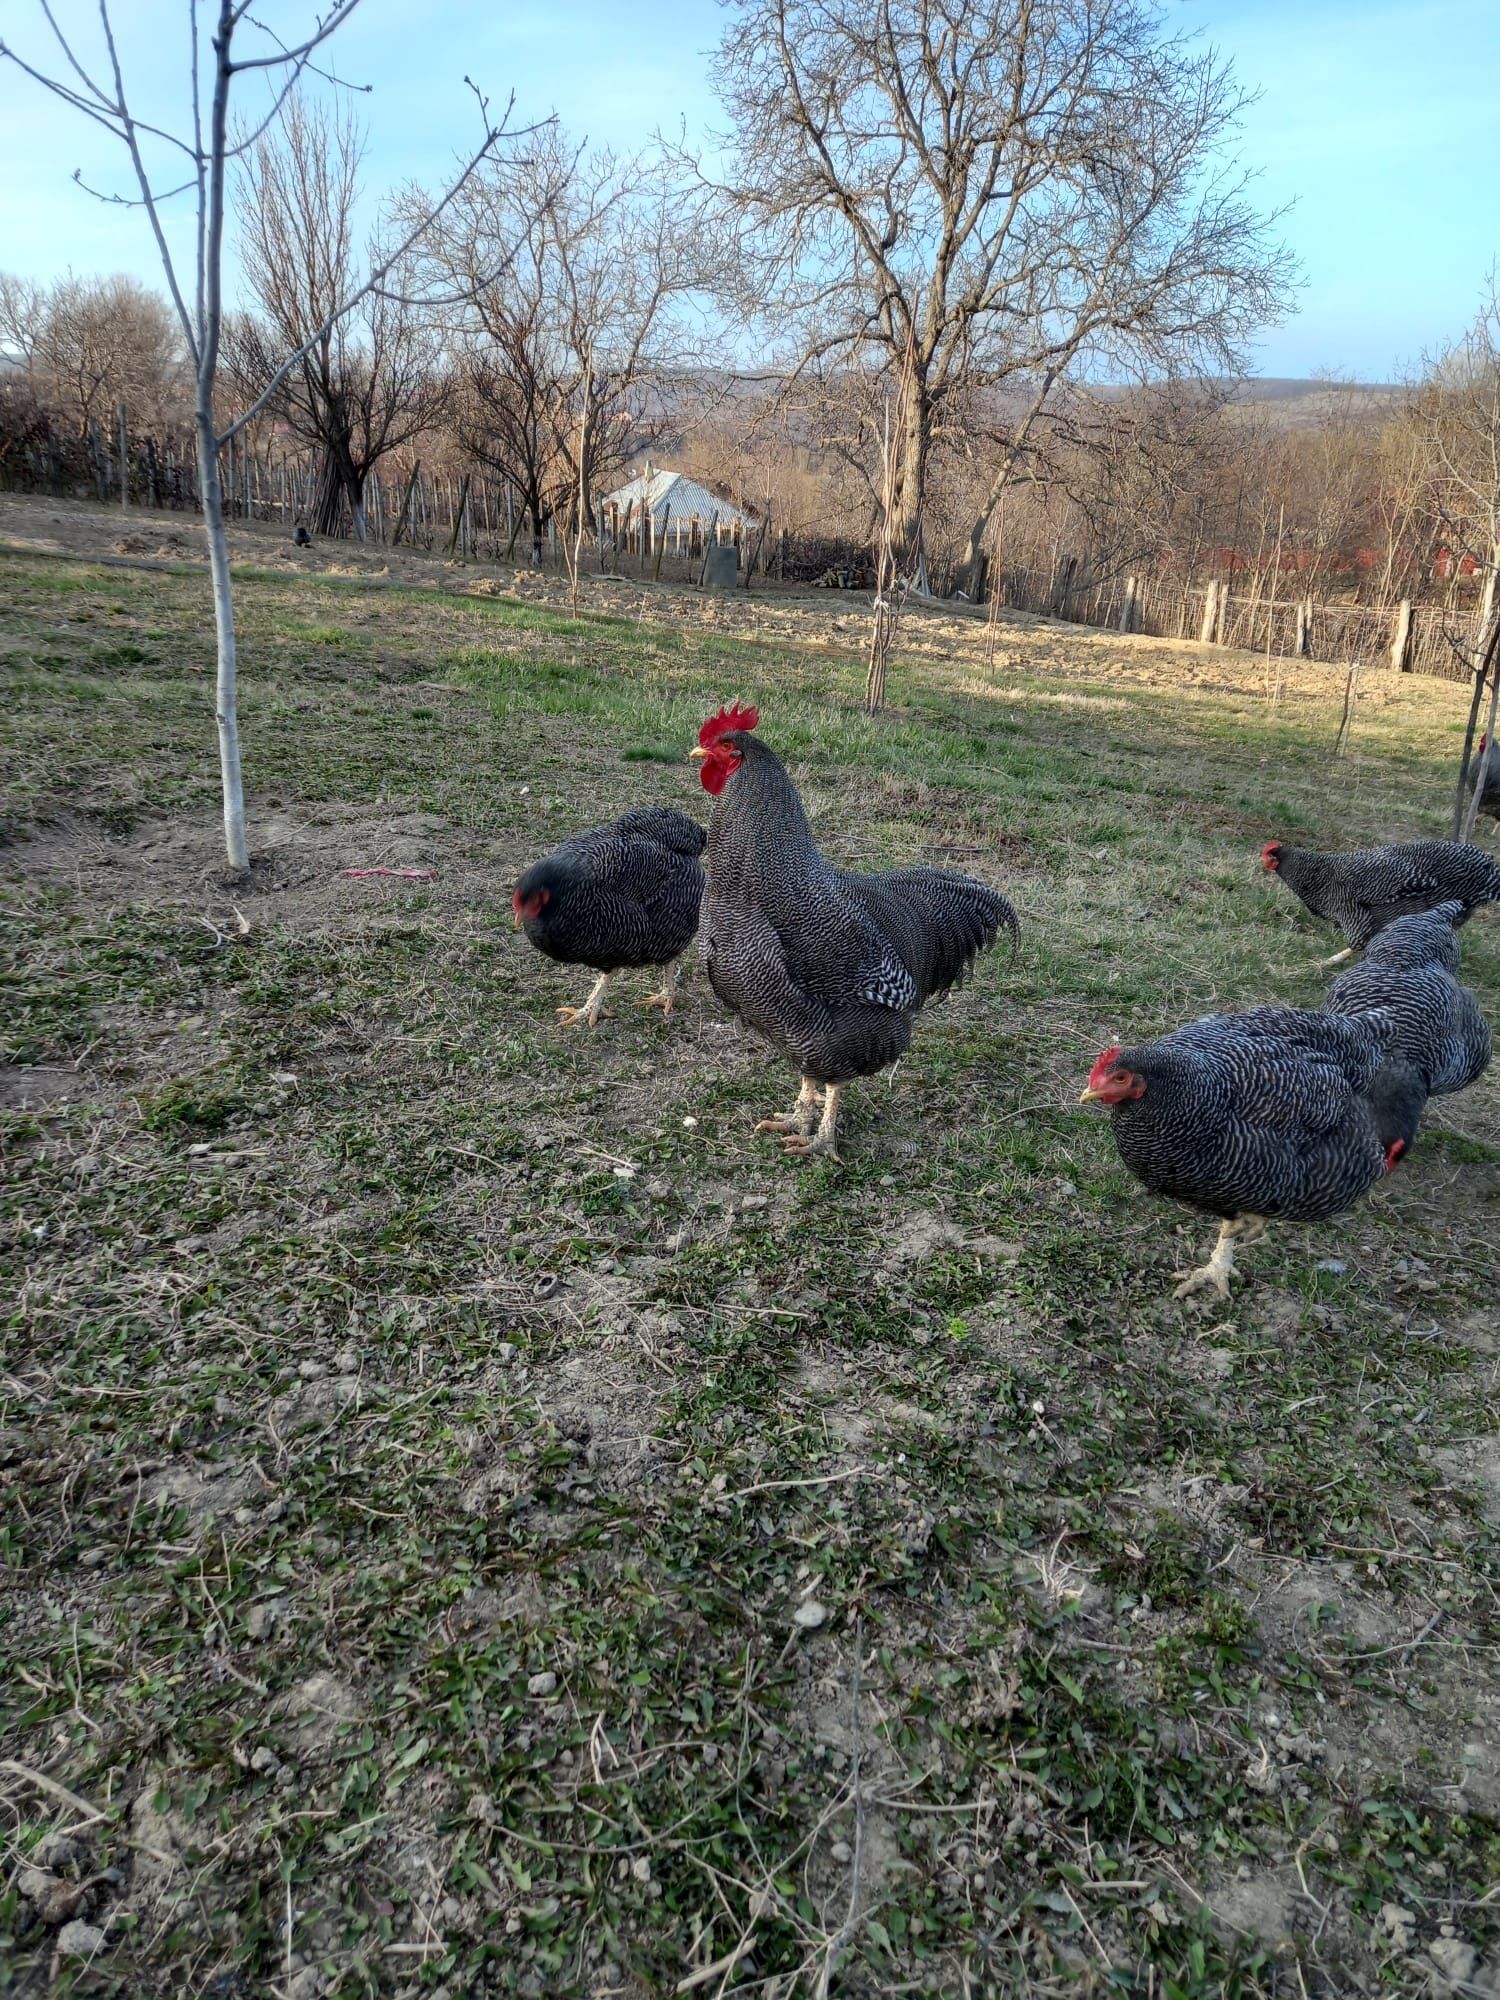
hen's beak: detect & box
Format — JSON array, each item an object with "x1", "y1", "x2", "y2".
[
  {"x1": 1077, "y1": 1084, "x2": 1108, "y2": 1104},
  {"x1": 689, "y1": 746, "x2": 709, "y2": 762}
]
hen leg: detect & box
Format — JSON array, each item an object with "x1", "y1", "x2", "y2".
[
  {"x1": 556, "y1": 972, "x2": 612, "y2": 1028},
  {"x1": 776, "y1": 1083, "x2": 843, "y2": 1164},
  {"x1": 637, "y1": 959, "x2": 682, "y2": 1016},
  {"x1": 755, "y1": 1076, "x2": 822, "y2": 1140},
  {"x1": 1173, "y1": 1214, "x2": 1266, "y2": 1300}
]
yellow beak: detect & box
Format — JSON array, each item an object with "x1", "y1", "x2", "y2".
[
  {"x1": 689, "y1": 746, "x2": 709, "y2": 761},
  {"x1": 1077, "y1": 1085, "x2": 1109, "y2": 1103}
]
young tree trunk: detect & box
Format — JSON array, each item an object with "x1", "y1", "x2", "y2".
[
  {"x1": 197, "y1": 408, "x2": 248, "y2": 873},
  {"x1": 891, "y1": 381, "x2": 928, "y2": 570}
]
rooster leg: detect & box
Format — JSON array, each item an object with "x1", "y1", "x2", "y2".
[
  {"x1": 1317, "y1": 947, "x2": 1355, "y2": 969},
  {"x1": 1173, "y1": 1214, "x2": 1266, "y2": 1300},
  {"x1": 637, "y1": 960, "x2": 682, "y2": 1015},
  {"x1": 556, "y1": 973, "x2": 612, "y2": 1028},
  {"x1": 755, "y1": 1076, "x2": 822, "y2": 1140},
  {"x1": 776, "y1": 1083, "x2": 843, "y2": 1164}
]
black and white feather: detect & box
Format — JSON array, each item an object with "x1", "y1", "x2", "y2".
[
  {"x1": 701, "y1": 729, "x2": 1017, "y2": 1085},
  {"x1": 515, "y1": 807, "x2": 706, "y2": 973},
  {"x1": 1099, "y1": 1006, "x2": 1412, "y2": 1224},
  {"x1": 1323, "y1": 900, "x2": 1492, "y2": 1111},
  {"x1": 1266, "y1": 837, "x2": 1500, "y2": 949}
]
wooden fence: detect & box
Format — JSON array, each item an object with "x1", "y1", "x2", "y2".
[{"x1": 987, "y1": 557, "x2": 1475, "y2": 682}]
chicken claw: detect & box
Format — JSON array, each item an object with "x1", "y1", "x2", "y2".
[
  {"x1": 755, "y1": 1077, "x2": 822, "y2": 1139},
  {"x1": 636, "y1": 960, "x2": 683, "y2": 1016},
  {"x1": 556, "y1": 973, "x2": 611, "y2": 1028},
  {"x1": 1172, "y1": 1215, "x2": 1264, "y2": 1300},
  {"x1": 777, "y1": 1131, "x2": 843, "y2": 1165}
]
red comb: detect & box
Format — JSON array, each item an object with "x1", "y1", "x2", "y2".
[
  {"x1": 1087, "y1": 1046, "x2": 1122, "y2": 1090},
  {"x1": 1261, "y1": 840, "x2": 1282, "y2": 871},
  {"x1": 1384, "y1": 1138, "x2": 1407, "y2": 1173},
  {"x1": 698, "y1": 702, "x2": 759, "y2": 748}
]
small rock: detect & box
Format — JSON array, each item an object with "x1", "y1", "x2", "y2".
[
  {"x1": 631, "y1": 1856, "x2": 651, "y2": 1883},
  {"x1": 495, "y1": 1342, "x2": 517, "y2": 1364},
  {"x1": 298, "y1": 1359, "x2": 325, "y2": 1380},
  {"x1": 793, "y1": 1600, "x2": 828, "y2": 1631},
  {"x1": 244, "y1": 1602, "x2": 280, "y2": 1641},
  {"x1": 18, "y1": 1866, "x2": 57, "y2": 1902},
  {"x1": 250, "y1": 1745, "x2": 280, "y2": 1773},
  {"x1": 332, "y1": 1348, "x2": 358, "y2": 1373},
  {"x1": 527, "y1": 1670, "x2": 558, "y2": 1697},
  {"x1": 830, "y1": 1840, "x2": 852, "y2": 1864},
  {"x1": 682, "y1": 1116, "x2": 698, "y2": 1129},
  {"x1": 33, "y1": 1833, "x2": 79, "y2": 1870},
  {"x1": 739, "y1": 1194, "x2": 769, "y2": 1213},
  {"x1": 1315, "y1": 1259, "x2": 1347, "y2": 1275},
  {"x1": 57, "y1": 1920, "x2": 106, "y2": 1959},
  {"x1": 1430, "y1": 1939, "x2": 1478, "y2": 1986}
]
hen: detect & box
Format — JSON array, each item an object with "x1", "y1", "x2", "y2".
[
  {"x1": 513, "y1": 806, "x2": 706, "y2": 1026},
  {"x1": 1262, "y1": 836, "x2": 1500, "y2": 961},
  {"x1": 1079, "y1": 1006, "x2": 1421, "y2": 1299},
  {"x1": 1323, "y1": 901, "x2": 1492, "y2": 1135},
  {"x1": 692, "y1": 704, "x2": 1017, "y2": 1161},
  {"x1": 1464, "y1": 734, "x2": 1500, "y2": 830}
]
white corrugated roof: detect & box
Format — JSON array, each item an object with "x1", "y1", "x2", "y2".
[{"x1": 602, "y1": 466, "x2": 755, "y2": 528}]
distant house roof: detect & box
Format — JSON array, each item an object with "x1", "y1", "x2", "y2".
[{"x1": 602, "y1": 464, "x2": 755, "y2": 529}]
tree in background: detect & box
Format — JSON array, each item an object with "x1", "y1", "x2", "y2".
[
  {"x1": 1408, "y1": 276, "x2": 1500, "y2": 635},
  {"x1": 703, "y1": 0, "x2": 1295, "y2": 590},
  {"x1": 229, "y1": 95, "x2": 448, "y2": 539},
  {"x1": 2, "y1": 0, "x2": 524, "y2": 871},
  {"x1": 418, "y1": 127, "x2": 714, "y2": 554}
]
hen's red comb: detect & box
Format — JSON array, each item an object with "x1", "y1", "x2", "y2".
[
  {"x1": 1087, "y1": 1046, "x2": 1122, "y2": 1090},
  {"x1": 698, "y1": 702, "x2": 760, "y2": 748}
]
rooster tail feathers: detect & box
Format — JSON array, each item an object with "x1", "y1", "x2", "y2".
[{"x1": 852, "y1": 870, "x2": 1018, "y2": 1004}]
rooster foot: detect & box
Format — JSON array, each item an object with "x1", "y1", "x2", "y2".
[
  {"x1": 1173, "y1": 1215, "x2": 1264, "y2": 1300},
  {"x1": 637, "y1": 962, "x2": 682, "y2": 1016},
  {"x1": 755, "y1": 1078, "x2": 823, "y2": 1140},
  {"x1": 556, "y1": 973, "x2": 612, "y2": 1029},
  {"x1": 777, "y1": 1131, "x2": 843, "y2": 1165}
]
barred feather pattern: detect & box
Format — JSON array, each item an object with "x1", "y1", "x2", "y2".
[
  {"x1": 1101, "y1": 1006, "x2": 1398, "y2": 1223},
  {"x1": 700, "y1": 730, "x2": 1017, "y2": 1085},
  {"x1": 1270, "y1": 838, "x2": 1500, "y2": 948},
  {"x1": 1465, "y1": 745, "x2": 1500, "y2": 826},
  {"x1": 516, "y1": 807, "x2": 706, "y2": 973},
  {"x1": 1324, "y1": 901, "x2": 1492, "y2": 1098}
]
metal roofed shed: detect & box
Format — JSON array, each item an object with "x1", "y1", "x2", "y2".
[{"x1": 601, "y1": 463, "x2": 756, "y2": 567}]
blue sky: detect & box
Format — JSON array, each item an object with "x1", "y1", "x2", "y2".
[{"x1": 1, "y1": 0, "x2": 1495, "y2": 380}]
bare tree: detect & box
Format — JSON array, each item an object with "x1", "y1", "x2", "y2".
[
  {"x1": 3, "y1": 271, "x2": 189, "y2": 436},
  {"x1": 702, "y1": 0, "x2": 1294, "y2": 591},
  {"x1": 2, "y1": 2, "x2": 527, "y2": 870},
  {"x1": 1409, "y1": 275, "x2": 1500, "y2": 635},
  {"x1": 419, "y1": 128, "x2": 713, "y2": 555},
  {"x1": 229, "y1": 94, "x2": 448, "y2": 539}
]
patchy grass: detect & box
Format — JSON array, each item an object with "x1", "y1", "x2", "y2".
[{"x1": 1, "y1": 534, "x2": 1498, "y2": 2000}]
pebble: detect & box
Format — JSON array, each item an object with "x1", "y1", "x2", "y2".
[
  {"x1": 793, "y1": 1600, "x2": 828, "y2": 1631},
  {"x1": 681, "y1": 1115, "x2": 698, "y2": 1128},
  {"x1": 297, "y1": 1359, "x2": 325, "y2": 1380},
  {"x1": 527, "y1": 1670, "x2": 558, "y2": 1697},
  {"x1": 333, "y1": 1349, "x2": 358, "y2": 1373},
  {"x1": 830, "y1": 1840, "x2": 853, "y2": 1864},
  {"x1": 495, "y1": 1342, "x2": 517, "y2": 1364},
  {"x1": 1429, "y1": 1939, "x2": 1478, "y2": 1985},
  {"x1": 57, "y1": 1921, "x2": 106, "y2": 1958},
  {"x1": 250, "y1": 1745, "x2": 280, "y2": 1773},
  {"x1": 1315, "y1": 1258, "x2": 1348, "y2": 1274},
  {"x1": 739, "y1": 1194, "x2": 769, "y2": 1213},
  {"x1": 34, "y1": 1833, "x2": 79, "y2": 1870},
  {"x1": 18, "y1": 1867, "x2": 56, "y2": 1902},
  {"x1": 631, "y1": 1856, "x2": 652, "y2": 1883}
]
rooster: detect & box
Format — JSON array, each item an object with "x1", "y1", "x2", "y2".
[
  {"x1": 513, "y1": 807, "x2": 706, "y2": 1026},
  {"x1": 1262, "y1": 837, "x2": 1500, "y2": 963},
  {"x1": 1079, "y1": 1007, "x2": 1422, "y2": 1299},
  {"x1": 1323, "y1": 901, "x2": 1492, "y2": 1137},
  {"x1": 691, "y1": 704, "x2": 1017, "y2": 1161}
]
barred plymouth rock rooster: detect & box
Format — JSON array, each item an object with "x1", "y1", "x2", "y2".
[
  {"x1": 1262, "y1": 836, "x2": 1500, "y2": 963},
  {"x1": 1079, "y1": 1006, "x2": 1422, "y2": 1299},
  {"x1": 692, "y1": 704, "x2": 1017, "y2": 1162},
  {"x1": 513, "y1": 807, "x2": 706, "y2": 1026},
  {"x1": 1323, "y1": 901, "x2": 1492, "y2": 1133}
]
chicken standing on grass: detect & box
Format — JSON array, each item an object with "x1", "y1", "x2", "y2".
[
  {"x1": 1465, "y1": 734, "x2": 1500, "y2": 832},
  {"x1": 513, "y1": 807, "x2": 706, "y2": 1026},
  {"x1": 692, "y1": 703, "x2": 1018, "y2": 1162},
  {"x1": 1261, "y1": 837, "x2": 1500, "y2": 963},
  {"x1": 1080, "y1": 1007, "x2": 1423, "y2": 1300},
  {"x1": 1322, "y1": 901, "x2": 1492, "y2": 1142}
]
